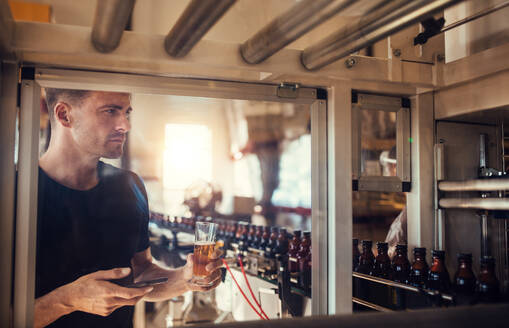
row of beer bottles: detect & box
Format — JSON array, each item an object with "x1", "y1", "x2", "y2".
[{"x1": 353, "y1": 239, "x2": 500, "y2": 302}]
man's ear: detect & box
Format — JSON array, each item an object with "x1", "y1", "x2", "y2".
[{"x1": 54, "y1": 102, "x2": 72, "y2": 128}]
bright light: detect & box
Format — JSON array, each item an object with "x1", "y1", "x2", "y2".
[{"x1": 163, "y1": 124, "x2": 212, "y2": 190}]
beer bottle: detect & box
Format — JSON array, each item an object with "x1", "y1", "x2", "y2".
[
  {"x1": 275, "y1": 227, "x2": 289, "y2": 258},
  {"x1": 352, "y1": 239, "x2": 360, "y2": 271},
  {"x1": 355, "y1": 240, "x2": 375, "y2": 275},
  {"x1": 454, "y1": 253, "x2": 476, "y2": 296},
  {"x1": 247, "y1": 224, "x2": 256, "y2": 247},
  {"x1": 238, "y1": 222, "x2": 249, "y2": 251},
  {"x1": 408, "y1": 247, "x2": 428, "y2": 288},
  {"x1": 265, "y1": 227, "x2": 279, "y2": 258},
  {"x1": 427, "y1": 250, "x2": 450, "y2": 292},
  {"x1": 298, "y1": 232, "x2": 311, "y2": 288},
  {"x1": 477, "y1": 256, "x2": 500, "y2": 303},
  {"x1": 259, "y1": 226, "x2": 270, "y2": 251},
  {"x1": 252, "y1": 225, "x2": 263, "y2": 248},
  {"x1": 301, "y1": 246, "x2": 312, "y2": 290},
  {"x1": 289, "y1": 231, "x2": 302, "y2": 273},
  {"x1": 391, "y1": 244, "x2": 410, "y2": 284},
  {"x1": 373, "y1": 242, "x2": 391, "y2": 279},
  {"x1": 235, "y1": 222, "x2": 244, "y2": 242}
]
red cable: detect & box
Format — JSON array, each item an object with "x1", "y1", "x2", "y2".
[
  {"x1": 238, "y1": 256, "x2": 270, "y2": 320},
  {"x1": 222, "y1": 259, "x2": 266, "y2": 320}
]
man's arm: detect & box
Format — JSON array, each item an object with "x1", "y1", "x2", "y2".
[
  {"x1": 34, "y1": 268, "x2": 153, "y2": 328},
  {"x1": 131, "y1": 247, "x2": 223, "y2": 302}
]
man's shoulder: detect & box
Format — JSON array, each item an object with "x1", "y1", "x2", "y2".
[{"x1": 99, "y1": 162, "x2": 145, "y2": 190}]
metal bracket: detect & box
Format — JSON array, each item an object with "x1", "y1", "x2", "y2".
[{"x1": 277, "y1": 82, "x2": 300, "y2": 99}]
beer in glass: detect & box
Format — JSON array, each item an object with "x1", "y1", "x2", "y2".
[{"x1": 192, "y1": 221, "x2": 217, "y2": 285}]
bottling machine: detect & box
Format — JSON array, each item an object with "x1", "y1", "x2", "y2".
[{"x1": 1, "y1": 0, "x2": 508, "y2": 327}]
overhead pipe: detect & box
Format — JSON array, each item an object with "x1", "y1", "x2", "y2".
[
  {"x1": 302, "y1": 0, "x2": 464, "y2": 70},
  {"x1": 441, "y1": 0, "x2": 509, "y2": 33},
  {"x1": 438, "y1": 178, "x2": 509, "y2": 192},
  {"x1": 91, "y1": 0, "x2": 136, "y2": 53},
  {"x1": 240, "y1": 0, "x2": 362, "y2": 64},
  {"x1": 165, "y1": 0, "x2": 237, "y2": 58},
  {"x1": 439, "y1": 198, "x2": 509, "y2": 210}
]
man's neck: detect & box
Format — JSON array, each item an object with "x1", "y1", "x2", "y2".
[{"x1": 39, "y1": 143, "x2": 101, "y2": 191}]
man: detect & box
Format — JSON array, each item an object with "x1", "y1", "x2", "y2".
[{"x1": 35, "y1": 89, "x2": 222, "y2": 328}]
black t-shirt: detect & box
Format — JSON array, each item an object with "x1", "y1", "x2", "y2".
[{"x1": 36, "y1": 162, "x2": 150, "y2": 328}]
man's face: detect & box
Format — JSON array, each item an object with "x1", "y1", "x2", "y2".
[{"x1": 71, "y1": 91, "x2": 132, "y2": 159}]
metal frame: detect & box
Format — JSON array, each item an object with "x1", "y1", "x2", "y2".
[
  {"x1": 327, "y1": 82, "x2": 352, "y2": 314},
  {"x1": 0, "y1": 62, "x2": 18, "y2": 327},
  {"x1": 311, "y1": 98, "x2": 328, "y2": 315},
  {"x1": 407, "y1": 93, "x2": 435, "y2": 254},
  {"x1": 352, "y1": 92, "x2": 411, "y2": 192},
  {"x1": 13, "y1": 67, "x2": 330, "y2": 324},
  {"x1": 14, "y1": 76, "x2": 40, "y2": 328}
]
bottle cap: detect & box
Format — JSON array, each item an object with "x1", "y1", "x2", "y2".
[
  {"x1": 377, "y1": 242, "x2": 388, "y2": 249},
  {"x1": 480, "y1": 256, "x2": 495, "y2": 264},
  {"x1": 395, "y1": 244, "x2": 407, "y2": 251},
  {"x1": 413, "y1": 247, "x2": 426, "y2": 254},
  {"x1": 362, "y1": 240, "x2": 372, "y2": 247},
  {"x1": 432, "y1": 249, "x2": 445, "y2": 258},
  {"x1": 293, "y1": 230, "x2": 302, "y2": 237},
  {"x1": 457, "y1": 253, "x2": 472, "y2": 261},
  {"x1": 353, "y1": 238, "x2": 359, "y2": 246},
  {"x1": 270, "y1": 226, "x2": 278, "y2": 232},
  {"x1": 303, "y1": 231, "x2": 311, "y2": 237}
]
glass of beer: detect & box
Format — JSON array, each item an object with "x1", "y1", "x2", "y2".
[{"x1": 192, "y1": 221, "x2": 218, "y2": 285}]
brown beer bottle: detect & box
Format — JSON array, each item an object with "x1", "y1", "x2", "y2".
[
  {"x1": 454, "y1": 253, "x2": 476, "y2": 296},
  {"x1": 427, "y1": 250, "x2": 450, "y2": 292},
  {"x1": 408, "y1": 247, "x2": 428, "y2": 288},
  {"x1": 288, "y1": 230, "x2": 302, "y2": 273},
  {"x1": 265, "y1": 227, "x2": 279, "y2": 258},
  {"x1": 274, "y1": 227, "x2": 289, "y2": 259},
  {"x1": 355, "y1": 240, "x2": 375, "y2": 275},
  {"x1": 297, "y1": 232, "x2": 311, "y2": 288},
  {"x1": 301, "y1": 246, "x2": 312, "y2": 290},
  {"x1": 373, "y1": 242, "x2": 391, "y2": 279},
  {"x1": 246, "y1": 224, "x2": 256, "y2": 247},
  {"x1": 352, "y1": 238, "x2": 360, "y2": 271},
  {"x1": 252, "y1": 225, "x2": 263, "y2": 248},
  {"x1": 259, "y1": 226, "x2": 270, "y2": 251},
  {"x1": 477, "y1": 256, "x2": 500, "y2": 303},
  {"x1": 392, "y1": 244, "x2": 410, "y2": 283}
]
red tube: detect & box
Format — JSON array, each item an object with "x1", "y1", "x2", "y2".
[
  {"x1": 222, "y1": 259, "x2": 266, "y2": 320},
  {"x1": 238, "y1": 256, "x2": 270, "y2": 320}
]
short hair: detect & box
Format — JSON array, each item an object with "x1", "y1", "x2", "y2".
[{"x1": 44, "y1": 88, "x2": 91, "y2": 123}]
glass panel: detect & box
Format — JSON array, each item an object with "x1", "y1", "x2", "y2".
[
  {"x1": 360, "y1": 109, "x2": 397, "y2": 177},
  {"x1": 36, "y1": 88, "x2": 312, "y2": 327}
]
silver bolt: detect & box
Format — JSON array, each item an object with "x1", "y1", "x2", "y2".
[
  {"x1": 393, "y1": 49, "x2": 401, "y2": 57},
  {"x1": 345, "y1": 57, "x2": 357, "y2": 69}
]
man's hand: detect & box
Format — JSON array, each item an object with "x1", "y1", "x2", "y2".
[
  {"x1": 183, "y1": 249, "x2": 224, "y2": 292},
  {"x1": 58, "y1": 267, "x2": 153, "y2": 317}
]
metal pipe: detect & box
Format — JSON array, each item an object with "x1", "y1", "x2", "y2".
[
  {"x1": 480, "y1": 134, "x2": 487, "y2": 168},
  {"x1": 91, "y1": 0, "x2": 135, "y2": 53},
  {"x1": 164, "y1": 0, "x2": 236, "y2": 58},
  {"x1": 481, "y1": 213, "x2": 489, "y2": 257},
  {"x1": 439, "y1": 198, "x2": 509, "y2": 210},
  {"x1": 352, "y1": 297, "x2": 393, "y2": 312},
  {"x1": 240, "y1": 0, "x2": 360, "y2": 64},
  {"x1": 353, "y1": 272, "x2": 453, "y2": 301},
  {"x1": 302, "y1": 0, "x2": 464, "y2": 70},
  {"x1": 441, "y1": 0, "x2": 509, "y2": 33},
  {"x1": 438, "y1": 178, "x2": 509, "y2": 192}
]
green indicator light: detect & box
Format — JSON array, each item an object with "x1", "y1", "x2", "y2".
[{"x1": 408, "y1": 137, "x2": 414, "y2": 143}]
